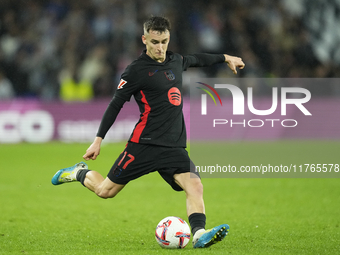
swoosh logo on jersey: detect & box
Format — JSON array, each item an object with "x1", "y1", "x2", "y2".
[{"x1": 149, "y1": 70, "x2": 158, "y2": 76}]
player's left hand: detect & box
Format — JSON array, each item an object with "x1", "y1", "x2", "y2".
[{"x1": 224, "y1": 54, "x2": 245, "y2": 74}]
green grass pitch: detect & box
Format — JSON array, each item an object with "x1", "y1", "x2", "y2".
[{"x1": 1, "y1": 141, "x2": 339, "y2": 254}]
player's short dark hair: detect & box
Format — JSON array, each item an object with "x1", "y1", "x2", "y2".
[{"x1": 143, "y1": 16, "x2": 171, "y2": 34}]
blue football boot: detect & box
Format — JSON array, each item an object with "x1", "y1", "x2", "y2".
[
  {"x1": 193, "y1": 224, "x2": 229, "y2": 248},
  {"x1": 51, "y1": 162, "x2": 88, "y2": 185}
]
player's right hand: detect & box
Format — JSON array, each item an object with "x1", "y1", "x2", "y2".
[{"x1": 83, "y1": 137, "x2": 102, "y2": 160}]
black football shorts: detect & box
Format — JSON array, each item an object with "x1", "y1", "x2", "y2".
[{"x1": 107, "y1": 142, "x2": 199, "y2": 191}]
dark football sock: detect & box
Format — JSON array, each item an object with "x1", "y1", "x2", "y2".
[
  {"x1": 76, "y1": 169, "x2": 91, "y2": 187},
  {"x1": 189, "y1": 213, "x2": 206, "y2": 236}
]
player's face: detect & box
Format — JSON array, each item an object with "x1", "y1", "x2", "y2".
[{"x1": 142, "y1": 30, "x2": 170, "y2": 63}]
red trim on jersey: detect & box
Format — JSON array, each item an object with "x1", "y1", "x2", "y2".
[{"x1": 130, "y1": 90, "x2": 150, "y2": 143}]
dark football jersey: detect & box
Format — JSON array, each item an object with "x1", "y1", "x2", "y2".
[{"x1": 97, "y1": 50, "x2": 225, "y2": 148}]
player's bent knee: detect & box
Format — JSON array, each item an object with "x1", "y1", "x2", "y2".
[
  {"x1": 192, "y1": 180, "x2": 203, "y2": 196},
  {"x1": 96, "y1": 190, "x2": 116, "y2": 199},
  {"x1": 189, "y1": 175, "x2": 203, "y2": 189},
  {"x1": 96, "y1": 186, "x2": 121, "y2": 199},
  {"x1": 174, "y1": 172, "x2": 204, "y2": 195},
  {"x1": 95, "y1": 181, "x2": 125, "y2": 199}
]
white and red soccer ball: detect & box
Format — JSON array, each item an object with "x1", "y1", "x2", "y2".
[{"x1": 155, "y1": 216, "x2": 191, "y2": 249}]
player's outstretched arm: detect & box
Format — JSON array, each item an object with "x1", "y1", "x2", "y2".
[
  {"x1": 224, "y1": 54, "x2": 245, "y2": 74},
  {"x1": 83, "y1": 137, "x2": 102, "y2": 160}
]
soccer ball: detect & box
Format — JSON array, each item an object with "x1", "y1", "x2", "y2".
[{"x1": 155, "y1": 216, "x2": 191, "y2": 249}]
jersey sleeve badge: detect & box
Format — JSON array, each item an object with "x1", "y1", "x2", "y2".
[{"x1": 117, "y1": 79, "x2": 127, "y2": 89}]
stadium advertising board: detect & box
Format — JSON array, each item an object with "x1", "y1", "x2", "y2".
[{"x1": 0, "y1": 100, "x2": 138, "y2": 143}]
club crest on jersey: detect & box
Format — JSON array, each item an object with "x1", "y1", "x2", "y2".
[
  {"x1": 164, "y1": 70, "x2": 175, "y2": 81},
  {"x1": 117, "y1": 79, "x2": 127, "y2": 89}
]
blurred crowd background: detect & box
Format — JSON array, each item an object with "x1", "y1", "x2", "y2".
[{"x1": 0, "y1": 0, "x2": 340, "y2": 101}]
